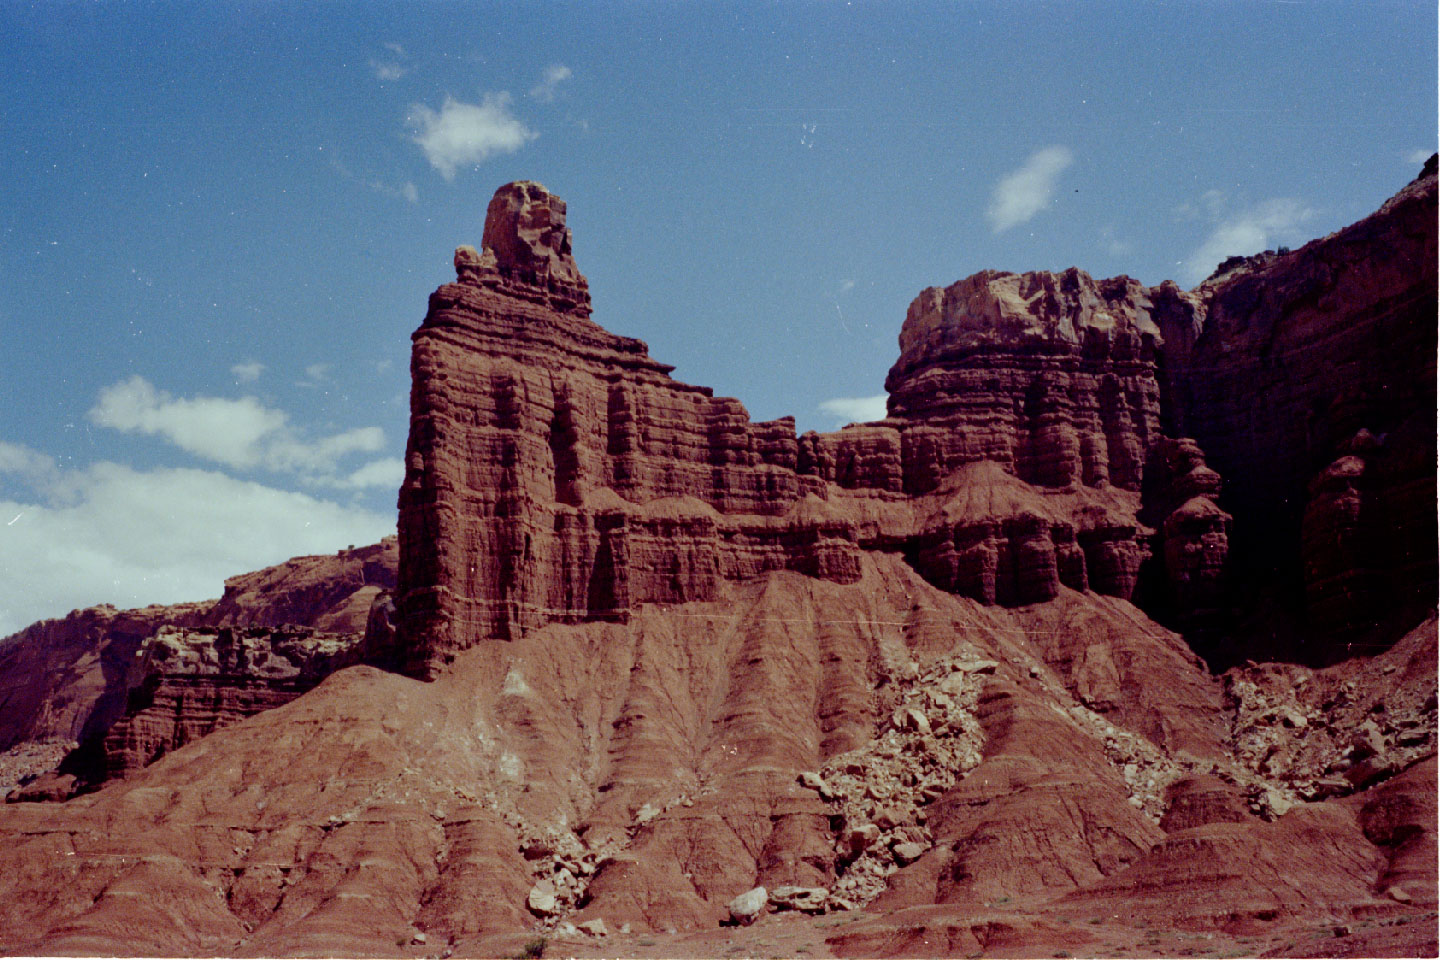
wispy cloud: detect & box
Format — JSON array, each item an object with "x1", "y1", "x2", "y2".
[
  {"x1": 818, "y1": 394, "x2": 888, "y2": 425},
  {"x1": 326, "y1": 152, "x2": 419, "y2": 203},
  {"x1": 986, "y1": 146, "x2": 1073, "y2": 233},
  {"x1": 529, "y1": 64, "x2": 572, "y2": 102},
  {"x1": 87, "y1": 376, "x2": 387, "y2": 484},
  {"x1": 0, "y1": 442, "x2": 393, "y2": 636},
  {"x1": 230, "y1": 361, "x2": 264, "y2": 383},
  {"x1": 371, "y1": 41, "x2": 409, "y2": 82},
  {"x1": 1099, "y1": 225, "x2": 1131, "y2": 257},
  {"x1": 408, "y1": 92, "x2": 536, "y2": 180},
  {"x1": 372, "y1": 60, "x2": 406, "y2": 82},
  {"x1": 340, "y1": 457, "x2": 406, "y2": 490},
  {"x1": 1406, "y1": 147, "x2": 1433, "y2": 165},
  {"x1": 1179, "y1": 196, "x2": 1316, "y2": 285}
]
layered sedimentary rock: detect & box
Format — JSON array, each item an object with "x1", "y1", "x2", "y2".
[
  {"x1": 1161, "y1": 158, "x2": 1438, "y2": 652},
  {"x1": 883, "y1": 268, "x2": 1164, "y2": 493},
  {"x1": 398, "y1": 182, "x2": 858, "y2": 677},
  {"x1": 0, "y1": 165, "x2": 1434, "y2": 958},
  {"x1": 0, "y1": 540, "x2": 398, "y2": 794},
  {"x1": 91, "y1": 625, "x2": 377, "y2": 784},
  {"x1": 398, "y1": 167, "x2": 1437, "y2": 673},
  {"x1": 0, "y1": 554, "x2": 1431, "y2": 957},
  {"x1": 396, "y1": 184, "x2": 1211, "y2": 678},
  {"x1": 0, "y1": 604, "x2": 207, "y2": 755}
]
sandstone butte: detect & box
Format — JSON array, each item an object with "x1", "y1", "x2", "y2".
[{"x1": 0, "y1": 162, "x2": 1434, "y2": 959}]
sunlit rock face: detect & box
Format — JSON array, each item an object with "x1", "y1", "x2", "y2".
[
  {"x1": 395, "y1": 183, "x2": 1249, "y2": 679},
  {"x1": 885, "y1": 267, "x2": 1167, "y2": 494}
]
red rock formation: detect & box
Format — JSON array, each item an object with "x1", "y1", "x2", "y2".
[
  {"x1": 0, "y1": 166, "x2": 1433, "y2": 958},
  {"x1": 203, "y1": 537, "x2": 397, "y2": 633},
  {"x1": 398, "y1": 181, "x2": 857, "y2": 677},
  {"x1": 0, "y1": 603, "x2": 206, "y2": 754},
  {"x1": 89, "y1": 625, "x2": 379, "y2": 784},
  {"x1": 396, "y1": 185, "x2": 1194, "y2": 678},
  {"x1": 0, "y1": 540, "x2": 398, "y2": 793},
  {"x1": 0, "y1": 555, "x2": 1428, "y2": 955},
  {"x1": 1160, "y1": 159, "x2": 1438, "y2": 657},
  {"x1": 884, "y1": 268, "x2": 1164, "y2": 493}
]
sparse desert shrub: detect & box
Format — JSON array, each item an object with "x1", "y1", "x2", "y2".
[{"x1": 511, "y1": 936, "x2": 546, "y2": 959}]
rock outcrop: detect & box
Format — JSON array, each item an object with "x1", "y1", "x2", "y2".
[
  {"x1": 395, "y1": 185, "x2": 1219, "y2": 678},
  {"x1": 1161, "y1": 158, "x2": 1438, "y2": 658},
  {"x1": 0, "y1": 539, "x2": 398, "y2": 795},
  {"x1": 399, "y1": 167, "x2": 1436, "y2": 674},
  {"x1": 398, "y1": 181, "x2": 870, "y2": 677},
  {"x1": 883, "y1": 268, "x2": 1163, "y2": 492},
  {"x1": 86, "y1": 625, "x2": 380, "y2": 786}
]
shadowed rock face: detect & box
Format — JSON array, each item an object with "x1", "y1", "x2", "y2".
[{"x1": 1161, "y1": 160, "x2": 1438, "y2": 658}]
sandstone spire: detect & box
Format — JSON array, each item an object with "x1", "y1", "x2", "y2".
[{"x1": 453, "y1": 180, "x2": 590, "y2": 314}]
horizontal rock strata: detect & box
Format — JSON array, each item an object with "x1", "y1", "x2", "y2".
[
  {"x1": 0, "y1": 539, "x2": 398, "y2": 793},
  {"x1": 396, "y1": 183, "x2": 1234, "y2": 678}
]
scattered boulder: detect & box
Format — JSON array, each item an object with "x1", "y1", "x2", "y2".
[
  {"x1": 527, "y1": 879, "x2": 558, "y2": 916},
  {"x1": 727, "y1": 886, "x2": 767, "y2": 926},
  {"x1": 769, "y1": 885, "x2": 828, "y2": 914},
  {"x1": 892, "y1": 841, "x2": 927, "y2": 865}
]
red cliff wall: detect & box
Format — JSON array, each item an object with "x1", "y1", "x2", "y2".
[
  {"x1": 1160, "y1": 160, "x2": 1437, "y2": 653},
  {"x1": 395, "y1": 183, "x2": 1238, "y2": 678}
]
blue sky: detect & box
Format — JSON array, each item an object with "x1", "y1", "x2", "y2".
[{"x1": 1, "y1": 1, "x2": 1435, "y2": 633}]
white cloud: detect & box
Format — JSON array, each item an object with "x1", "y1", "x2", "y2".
[
  {"x1": 86, "y1": 376, "x2": 387, "y2": 482},
  {"x1": 818, "y1": 394, "x2": 888, "y2": 425},
  {"x1": 1406, "y1": 147, "x2": 1433, "y2": 165},
  {"x1": 0, "y1": 441, "x2": 60, "y2": 489},
  {"x1": 0, "y1": 448, "x2": 393, "y2": 636},
  {"x1": 371, "y1": 42, "x2": 409, "y2": 82},
  {"x1": 372, "y1": 60, "x2": 406, "y2": 82},
  {"x1": 304, "y1": 363, "x2": 330, "y2": 383},
  {"x1": 230, "y1": 361, "x2": 264, "y2": 383},
  {"x1": 89, "y1": 377, "x2": 286, "y2": 469},
  {"x1": 340, "y1": 457, "x2": 406, "y2": 490},
  {"x1": 986, "y1": 146, "x2": 1074, "y2": 233},
  {"x1": 401, "y1": 181, "x2": 419, "y2": 203},
  {"x1": 1179, "y1": 197, "x2": 1316, "y2": 285},
  {"x1": 529, "y1": 64, "x2": 573, "y2": 102},
  {"x1": 408, "y1": 93, "x2": 536, "y2": 180}
]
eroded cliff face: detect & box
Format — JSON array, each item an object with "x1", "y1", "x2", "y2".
[
  {"x1": 0, "y1": 539, "x2": 398, "y2": 797},
  {"x1": 884, "y1": 268, "x2": 1164, "y2": 492},
  {"x1": 399, "y1": 166, "x2": 1435, "y2": 675},
  {"x1": 1161, "y1": 159, "x2": 1438, "y2": 656},
  {"x1": 396, "y1": 184, "x2": 1238, "y2": 679}
]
